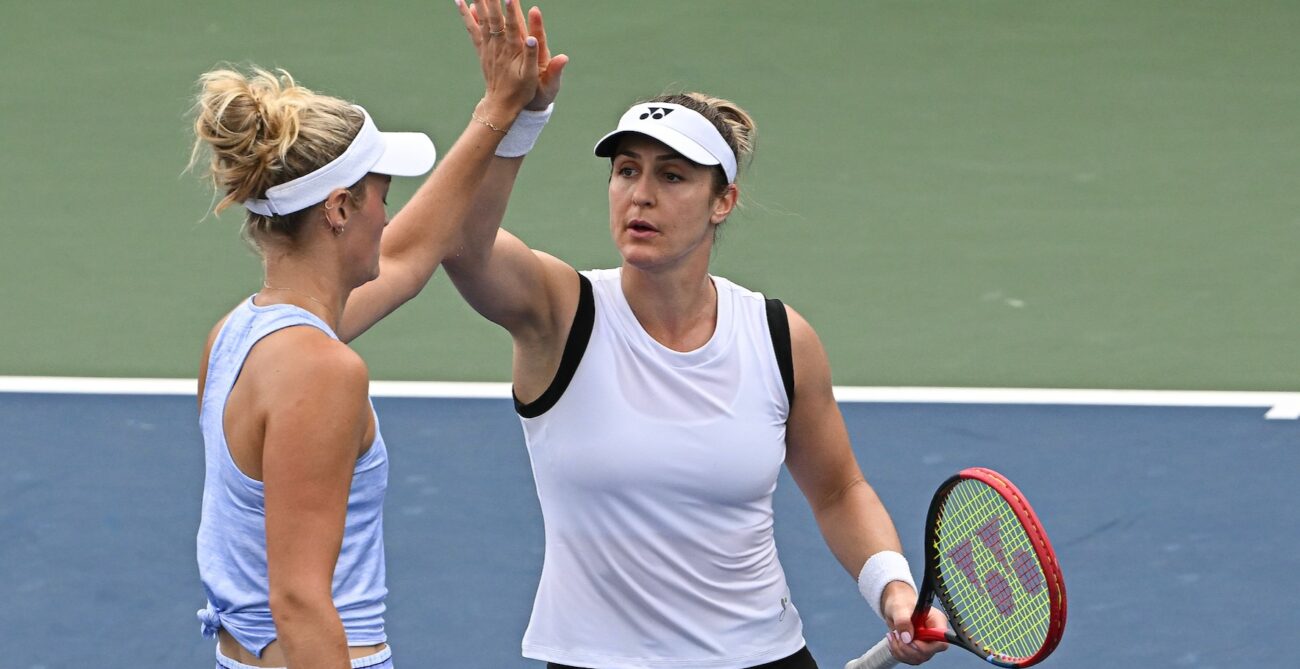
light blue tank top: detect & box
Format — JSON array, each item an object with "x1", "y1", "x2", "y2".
[{"x1": 195, "y1": 296, "x2": 388, "y2": 657}]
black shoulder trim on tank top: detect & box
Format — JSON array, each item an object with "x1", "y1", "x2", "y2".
[
  {"x1": 765, "y1": 297, "x2": 795, "y2": 405},
  {"x1": 514, "y1": 273, "x2": 595, "y2": 418}
]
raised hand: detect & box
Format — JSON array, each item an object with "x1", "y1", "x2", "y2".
[
  {"x1": 455, "y1": 0, "x2": 540, "y2": 121},
  {"x1": 521, "y1": 5, "x2": 568, "y2": 111}
]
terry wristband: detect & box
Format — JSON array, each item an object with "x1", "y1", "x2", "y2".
[
  {"x1": 857, "y1": 550, "x2": 917, "y2": 620},
  {"x1": 496, "y1": 103, "x2": 554, "y2": 158}
]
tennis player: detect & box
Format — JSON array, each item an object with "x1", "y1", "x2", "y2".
[
  {"x1": 188, "y1": 2, "x2": 546, "y2": 666},
  {"x1": 437, "y1": 13, "x2": 949, "y2": 664}
]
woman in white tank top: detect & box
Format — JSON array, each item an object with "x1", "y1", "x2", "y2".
[
  {"x1": 433, "y1": 35, "x2": 949, "y2": 667},
  {"x1": 188, "y1": 3, "x2": 556, "y2": 666}
]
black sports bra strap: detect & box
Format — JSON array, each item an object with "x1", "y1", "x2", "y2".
[
  {"x1": 765, "y1": 297, "x2": 795, "y2": 405},
  {"x1": 514, "y1": 272, "x2": 595, "y2": 418}
]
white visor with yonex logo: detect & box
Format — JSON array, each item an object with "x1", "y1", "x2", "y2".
[
  {"x1": 243, "y1": 106, "x2": 436, "y2": 217},
  {"x1": 593, "y1": 102, "x2": 737, "y2": 183}
]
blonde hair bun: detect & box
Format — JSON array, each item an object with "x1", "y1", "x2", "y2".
[{"x1": 188, "y1": 66, "x2": 363, "y2": 236}]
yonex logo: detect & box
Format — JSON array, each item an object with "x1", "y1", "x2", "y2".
[{"x1": 639, "y1": 107, "x2": 675, "y2": 120}]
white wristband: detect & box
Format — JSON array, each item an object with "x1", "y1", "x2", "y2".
[
  {"x1": 496, "y1": 103, "x2": 553, "y2": 157},
  {"x1": 857, "y1": 550, "x2": 916, "y2": 620}
]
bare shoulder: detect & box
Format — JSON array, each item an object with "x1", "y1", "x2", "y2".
[
  {"x1": 783, "y1": 304, "x2": 828, "y2": 363},
  {"x1": 250, "y1": 327, "x2": 370, "y2": 401},
  {"x1": 266, "y1": 327, "x2": 367, "y2": 379},
  {"x1": 534, "y1": 249, "x2": 582, "y2": 301},
  {"x1": 526, "y1": 248, "x2": 584, "y2": 339},
  {"x1": 510, "y1": 253, "x2": 585, "y2": 402},
  {"x1": 249, "y1": 328, "x2": 373, "y2": 471},
  {"x1": 782, "y1": 303, "x2": 834, "y2": 398}
]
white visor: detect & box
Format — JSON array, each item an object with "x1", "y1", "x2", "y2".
[
  {"x1": 243, "y1": 106, "x2": 436, "y2": 217},
  {"x1": 593, "y1": 102, "x2": 737, "y2": 183}
]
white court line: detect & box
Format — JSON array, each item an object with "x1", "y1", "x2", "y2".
[
  {"x1": 831, "y1": 386, "x2": 1300, "y2": 421},
  {"x1": 0, "y1": 376, "x2": 198, "y2": 395},
  {"x1": 0, "y1": 376, "x2": 1296, "y2": 420},
  {"x1": 1265, "y1": 403, "x2": 1300, "y2": 420}
]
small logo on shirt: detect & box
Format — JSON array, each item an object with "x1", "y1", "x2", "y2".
[{"x1": 779, "y1": 596, "x2": 789, "y2": 621}]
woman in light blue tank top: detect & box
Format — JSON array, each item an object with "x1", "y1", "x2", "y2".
[{"x1": 187, "y1": 3, "x2": 561, "y2": 665}]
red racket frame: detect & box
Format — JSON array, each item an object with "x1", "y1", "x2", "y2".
[{"x1": 913, "y1": 467, "x2": 1067, "y2": 667}]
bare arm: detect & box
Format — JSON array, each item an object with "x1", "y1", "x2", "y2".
[
  {"x1": 782, "y1": 305, "x2": 945, "y2": 664},
  {"x1": 338, "y1": 114, "x2": 523, "y2": 341},
  {"x1": 260, "y1": 333, "x2": 372, "y2": 668},
  {"x1": 451, "y1": 1, "x2": 568, "y2": 264},
  {"x1": 783, "y1": 306, "x2": 905, "y2": 581},
  {"x1": 338, "y1": 0, "x2": 541, "y2": 341},
  {"x1": 441, "y1": 0, "x2": 571, "y2": 332},
  {"x1": 439, "y1": 2, "x2": 577, "y2": 397}
]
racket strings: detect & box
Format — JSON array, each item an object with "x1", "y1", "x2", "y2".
[
  {"x1": 933, "y1": 480, "x2": 1051, "y2": 661},
  {"x1": 941, "y1": 490, "x2": 1048, "y2": 657},
  {"x1": 938, "y1": 485, "x2": 1048, "y2": 658},
  {"x1": 978, "y1": 468, "x2": 1069, "y2": 649}
]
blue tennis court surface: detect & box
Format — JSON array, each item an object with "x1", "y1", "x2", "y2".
[{"x1": 1, "y1": 391, "x2": 1294, "y2": 667}]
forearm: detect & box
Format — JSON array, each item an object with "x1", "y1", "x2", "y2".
[
  {"x1": 271, "y1": 593, "x2": 350, "y2": 668},
  {"x1": 442, "y1": 154, "x2": 525, "y2": 273},
  {"x1": 811, "y1": 478, "x2": 924, "y2": 619},
  {"x1": 785, "y1": 309, "x2": 909, "y2": 583},
  {"x1": 337, "y1": 106, "x2": 514, "y2": 341},
  {"x1": 377, "y1": 15, "x2": 558, "y2": 291},
  {"x1": 340, "y1": 0, "x2": 561, "y2": 342},
  {"x1": 380, "y1": 101, "x2": 516, "y2": 284},
  {"x1": 810, "y1": 476, "x2": 905, "y2": 578}
]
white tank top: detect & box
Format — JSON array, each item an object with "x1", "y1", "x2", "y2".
[{"x1": 518, "y1": 268, "x2": 805, "y2": 669}]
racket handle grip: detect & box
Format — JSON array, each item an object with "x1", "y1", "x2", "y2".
[{"x1": 844, "y1": 635, "x2": 899, "y2": 669}]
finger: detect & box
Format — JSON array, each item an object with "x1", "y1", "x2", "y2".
[
  {"x1": 467, "y1": 2, "x2": 488, "y2": 35},
  {"x1": 545, "y1": 53, "x2": 568, "y2": 80},
  {"x1": 505, "y1": 0, "x2": 526, "y2": 42},
  {"x1": 894, "y1": 633, "x2": 933, "y2": 666},
  {"x1": 469, "y1": 2, "x2": 485, "y2": 32},
  {"x1": 922, "y1": 609, "x2": 948, "y2": 637},
  {"x1": 885, "y1": 632, "x2": 918, "y2": 666},
  {"x1": 915, "y1": 640, "x2": 948, "y2": 655},
  {"x1": 894, "y1": 644, "x2": 933, "y2": 665},
  {"x1": 541, "y1": 52, "x2": 568, "y2": 91},
  {"x1": 528, "y1": 6, "x2": 550, "y2": 61},
  {"x1": 456, "y1": 0, "x2": 477, "y2": 32},
  {"x1": 894, "y1": 623, "x2": 915, "y2": 646},
  {"x1": 469, "y1": 1, "x2": 486, "y2": 37},
  {"x1": 455, "y1": 0, "x2": 483, "y2": 45},
  {"x1": 896, "y1": 632, "x2": 947, "y2": 663},
  {"x1": 478, "y1": 0, "x2": 503, "y2": 34},
  {"x1": 524, "y1": 34, "x2": 540, "y2": 76}
]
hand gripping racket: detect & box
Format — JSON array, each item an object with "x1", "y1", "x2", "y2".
[{"x1": 846, "y1": 467, "x2": 1066, "y2": 669}]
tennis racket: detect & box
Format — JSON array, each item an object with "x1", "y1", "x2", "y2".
[{"x1": 846, "y1": 467, "x2": 1066, "y2": 669}]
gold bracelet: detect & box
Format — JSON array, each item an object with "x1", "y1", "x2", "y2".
[{"x1": 471, "y1": 110, "x2": 509, "y2": 135}]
